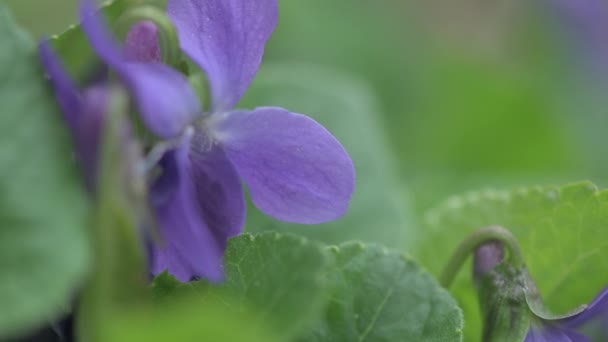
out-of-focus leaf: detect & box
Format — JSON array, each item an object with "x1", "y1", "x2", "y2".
[
  {"x1": 240, "y1": 63, "x2": 414, "y2": 249},
  {"x1": 0, "y1": 5, "x2": 89, "y2": 337},
  {"x1": 153, "y1": 232, "x2": 331, "y2": 340},
  {"x1": 3, "y1": 0, "x2": 77, "y2": 37},
  {"x1": 104, "y1": 300, "x2": 279, "y2": 342},
  {"x1": 417, "y1": 181, "x2": 608, "y2": 340},
  {"x1": 300, "y1": 242, "x2": 463, "y2": 342}
]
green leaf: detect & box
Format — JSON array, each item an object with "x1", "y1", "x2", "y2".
[
  {"x1": 240, "y1": 63, "x2": 415, "y2": 249},
  {"x1": 3, "y1": 0, "x2": 78, "y2": 37},
  {"x1": 103, "y1": 300, "x2": 280, "y2": 342},
  {"x1": 0, "y1": 5, "x2": 89, "y2": 337},
  {"x1": 153, "y1": 232, "x2": 332, "y2": 340},
  {"x1": 301, "y1": 242, "x2": 463, "y2": 342},
  {"x1": 417, "y1": 181, "x2": 608, "y2": 340},
  {"x1": 50, "y1": 0, "x2": 126, "y2": 82}
]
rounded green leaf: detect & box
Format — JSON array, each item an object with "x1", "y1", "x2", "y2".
[
  {"x1": 153, "y1": 232, "x2": 332, "y2": 340},
  {"x1": 301, "y1": 243, "x2": 463, "y2": 342}
]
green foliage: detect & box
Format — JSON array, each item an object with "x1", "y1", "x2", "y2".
[
  {"x1": 6, "y1": 0, "x2": 606, "y2": 340},
  {"x1": 301, "y1": 242, "x2": 463, "y2": 342},
  {"x1": 103, "y1": 300, "x2": 279, "y2": 342},
  {"x1": 154, "y1": 234, "x2": 463, "y2": 342},
  {"x1": 0, "y1": 5, "x2": 89, "y2": 337},
  {"x1": 240, "y1": 63, "x2": 415, "y2": 250},
  {"x1": 417, "y1": 181, "x2": 608, "y2": 340},
  {"x1": 3, "y1": 0, "x2": 77, "y2": 37},
  {"x1": 50, "y1": 0, "x2": 127, "y2": 82},
  {"x1": 153, "y1": 232, "x2": 332, "y2": 340}
]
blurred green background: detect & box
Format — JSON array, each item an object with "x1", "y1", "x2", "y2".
[
  {"x1": 7, "y1": 0, "x2": 608, "y2": 215},
  {"x1": 6, "y1": 0, "x2": 608, "y2": 339}
]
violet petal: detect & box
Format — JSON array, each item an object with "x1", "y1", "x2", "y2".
[
  {"x1": 38, "y1": 41, "x2": 82, "y2": 133},
  {"x1": 559, "y1": 287, "x2": 608, "y2": 339},
  {"x1": 39, "y1": 42, "x2": 106, "y2": 188},
  {"x1": 211, "y1": 107, "x2": 355, "y2": 224},
  {"x1": 150, "y1": 133, "x2": 245, "y2": 282},
  {"x1": 525, "y1": 323, "x2": 591, "y2": 342},
  {"x1": 167, "y1": 0, "x2": 278, "y2": 111},
  {"x1": 80, "y1": 0, "x2": 199, "y2": 138},
  {"x1": 190, "y1": 133, "x2": 246, "y2": 239}
]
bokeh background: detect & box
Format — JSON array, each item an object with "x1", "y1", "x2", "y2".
[
  {"x1": 6, "y1": 0, "x2": 608, "y2": 339},
  {"x1": 7, "y1": 0, "x2": 608, "y2": 217}
]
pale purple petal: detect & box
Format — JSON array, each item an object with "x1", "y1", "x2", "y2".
[
  {"x1": 77, "y1": 87, "x2": 108, "y2": 188},
  {"x1": 125, "y1": 22, "x2": 161, "y2": 63},
  {"x1": 38, "y1": 41, "x2": 82, "y2": 133},
  {"x1": 559, "y1": 287, "x2": 608, "y2": 339},
  {"x1": 150, "y1": 133, "x2": 245, "y2": 282},
  {"x1": 210, "y1": 107, "x2": 355, "y2": 224},
  {"x1": 525, "y1": 324, "x2": 590, "y2": 342},
  {"x1": 167, "y1": 0, "x2": 278, "y2": 110},
  {"x1": 39, "y1": 41, "x2": 106, "y2": 188},
  {"x1": 80, "y1": 0, "x2": 199, "y2": 138}
]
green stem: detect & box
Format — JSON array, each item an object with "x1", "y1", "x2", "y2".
[
  {"x1": 115, "y1": 5, "x2": 181, "y2": 69},
  {"x1": 77, "y1": 87, "x2": 149, "y2": 342},
  {"x1": 439, "y1": 225, "x2": 524, "y2": 289}
]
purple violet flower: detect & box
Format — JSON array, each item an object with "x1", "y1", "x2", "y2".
[
  {"x1": 41, "y1": 0, "x2": 355, "y2": 283},
  {"x1": 151, "y1": 0, "x2": 354, "y2": 282},
  {"x1": 474, "y1": 242, "x2": 608, "y2": 341}
]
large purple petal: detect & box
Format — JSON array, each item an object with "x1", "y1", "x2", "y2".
[
  {"x1": 167, "y1": 0, "x2": 278, "y2": 110},
  {"x1": 190, "y1": 132, "x2": 246, "y2": 238},
  {"x1": 39, "y1": 42, "x2": 106, "y2": 188},
  {"x1": 210, "y1": 107, "x2": 355, "y2": 224},
  {"x1": 80, "y1": 0, "x2": 199, "y2": 138},
  {"x1": 525, "y1": 323, "x2": 591, "y2": 342},
  {"x1": 150, "y1": 133, "x2": 245, "y2": 282}
]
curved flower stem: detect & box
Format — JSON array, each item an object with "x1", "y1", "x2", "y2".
[
  {"x1": 115, "y1": 5, "x2": 182, "y2": 69},
  {"x1": 439, "y1": 225, "x2": 524, "y2": 289}
]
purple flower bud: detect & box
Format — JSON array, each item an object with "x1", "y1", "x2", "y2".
[
  {"x1": 125, "y1": 21, "x2": 161, "y2": 63},
  {"x1": 473, "y1": 240, "x2": 505, "y2": 282}
]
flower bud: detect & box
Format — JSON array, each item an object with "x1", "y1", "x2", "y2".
[{"x1": 473, "y1": 241, "x2": 532, "y2": 342}]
